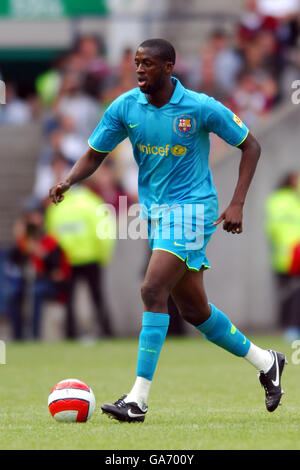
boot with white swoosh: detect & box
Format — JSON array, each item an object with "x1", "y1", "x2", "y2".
[
  {"x1": 259, "y1": 350, "x2": 287, "y2": 412},
  {"x1": 101, "y1": 394, "x2": 148, "y2": 422}
]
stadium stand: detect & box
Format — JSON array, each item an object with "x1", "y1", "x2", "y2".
[{"x1": 0, "y1": 0, "x2": 299, "y2": 337}]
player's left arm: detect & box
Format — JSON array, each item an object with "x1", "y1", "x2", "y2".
[{"x1": 213, "y1": 132, "x2": 261, "y2": 233}]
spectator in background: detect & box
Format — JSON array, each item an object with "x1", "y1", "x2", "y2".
[
  {"x1": 229, "y1": 26, "x2": 279, "y2": 126},
  {"x1": 229, "y1": 70, "x2": 277, "y2": 127},
  {"x1": 256, "y1": 0, "x2": 300, "y2": 50},
  {"x1": 190, "y1": 29, "x2": 243, "y2": 99},
  {"x1": 49, "y1": 71, "x2": 101, "y2": 164},
  {"x1": 265, "y1": 172, "x2": 300, "y2": 342},
  {"x1": 238, "y1": 0, "x2": 279, "y2": 49},
  {"x1": 74, "y1": 34, "x2": 112, "y2": 99},
  {"x1": 238, "y1": 0, "x2": 299, "y2": 50},
  {"x1": 239, "y1": 30, "x2": 282, "y2": 86},
  {"x1": 253, "y1": 30, "x2": 282, "y2": 80},
  {"x1": 257, "y1": 0, "x2": 299, "y2": 19},
  {"x1": 0, "y1": 83, "x2": 32, "y2": 126},
  {"x1": 237, "y1": 0, "x2": 299, "y2": 106},
  {"x1": 5, "y1": 208, "x2": 70, "y2": 340},
  {"x1": 102, "y1": 47, "x2": 137, "y2": 104},
  {"x1": 33, "y1": 127, "x2": 67, "y2": 173},
  {"x1": 53, "y1": 71, "x2": 101, "y2": 140},
  {"x1": 45, "y1": 183, "x2": 116, "y2": 338},
  {"x1": 35, "y1": 55, "x2": 66, "y2": 109},
  {"x1": 35, "y1": 38, "x2": 107, "y2": 109},
  {"x1": 33, "y1": 153, "x2": 72, "y2": 204}
]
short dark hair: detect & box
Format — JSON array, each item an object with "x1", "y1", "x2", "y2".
[{"x1": 138, "y1": 38, "x2": 176, "y2": 65}]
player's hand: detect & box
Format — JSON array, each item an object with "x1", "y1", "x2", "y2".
[
  {"x1": 49, "y1": 181, "x2": 70, "y2": 205},
  {"x1": 213, "y1": 203, "x2": 243, "y2": 234}
]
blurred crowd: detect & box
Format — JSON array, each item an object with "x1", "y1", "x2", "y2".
[
  {"x1": 265, "y1": 172, "x2": 300, "y2": 343},
  {"x1": 1, "y1": 0, "x2": 299, "y2": 187},
  {"x1": 0, "y1": 0, "x2": 299, "y2": 340}
]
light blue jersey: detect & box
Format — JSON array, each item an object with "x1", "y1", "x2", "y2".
[
  {"x1": 88, "y1": 77, "x2": 249, "y2": 270},
  {"x1": 89, "y1": 77, "x2": 248, "y2": 220}
]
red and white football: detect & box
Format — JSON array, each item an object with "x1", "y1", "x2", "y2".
[{"x1": 48, "y1": 378, "x2": 96, "y2": 422}]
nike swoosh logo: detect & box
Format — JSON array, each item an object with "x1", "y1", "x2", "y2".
[
  {"x1": 271, "y1": 352, "x2": 280, "y2": 387},
  {"x1": 129, "y1": 123, "x2": 139, "y2": 128},
  {"x1": 128, "y1": 409, "x2": 146, "y2": 418},
  {"x1": 174, "y1": 241, "x2": 185, "y2": 247}
]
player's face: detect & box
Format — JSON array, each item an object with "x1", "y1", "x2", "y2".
[{"x1": 135, "y1": 47, "x2": 172, "y2": 94}]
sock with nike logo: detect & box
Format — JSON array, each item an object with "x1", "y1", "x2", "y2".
[
  {"x1": 136, "y1": 311, "x2": 170, "y2": 380},
  {"x1": 196, "y1": 303, "x2": 251, "y2": 356},
  {"x1": 125, "y1": 312, "x2": 169, "y2": 409}
]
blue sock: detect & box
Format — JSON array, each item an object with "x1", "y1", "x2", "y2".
[
  {"x1": 196, "y1": 303, "x2": 250, "y2": 357},
  {"x1": 136, "y1": 312, "x2": 170, "y2": 381}
]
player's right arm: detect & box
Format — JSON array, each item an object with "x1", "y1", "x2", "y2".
[
  {"x1": 49, "y1": 148, "x2": 108, "y2": 205},
  {"x1": 49, "y1": 94, "x2": 128, "y2": 205}
]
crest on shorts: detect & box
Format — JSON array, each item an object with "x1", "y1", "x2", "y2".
[{"x1": 173, "y1": 115, "x2": 196, "y2": 137}]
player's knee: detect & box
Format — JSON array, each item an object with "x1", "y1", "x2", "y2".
[{"x1": 141, "y1": 280, "x2": 169, "y2": 310}]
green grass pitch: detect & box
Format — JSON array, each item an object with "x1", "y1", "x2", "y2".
[{"x1": 0, "y1": 335, "x2": 298, "y2": 450}]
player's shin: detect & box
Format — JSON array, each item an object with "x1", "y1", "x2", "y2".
[
  {"x1": 195, "y1": 304, "x2": 273, "y2": 372},
  {"x1": 124, "y1": 311, "x2": 169, "y2": 408},
  {"x1": 196, "y1": 303, "x2": 251, "y2": 357}
]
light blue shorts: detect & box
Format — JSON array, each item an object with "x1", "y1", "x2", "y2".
[{"x1": 147, "y1": 205, "x2": 216, "y2": 271}]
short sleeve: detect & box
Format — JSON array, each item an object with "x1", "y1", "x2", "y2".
[
  {"x1": 88, "y1": 97, "x2": 128, "y2": 153},
  {"x1": 202, "y1": 96, "x2": 249, "y2": 147}
]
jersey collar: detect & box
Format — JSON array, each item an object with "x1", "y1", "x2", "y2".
[{"x1": 137, "y1": 77, "x2": 185, "y2": 105}]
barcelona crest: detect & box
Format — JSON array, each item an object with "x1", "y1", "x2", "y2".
[{"x1": 173, "y1": 114, "x2": 196, "y2": 137}]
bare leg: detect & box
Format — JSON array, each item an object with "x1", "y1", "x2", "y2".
[
  {"x1": 141, "y1": 249, "x2": 187, "y2": 313},
  {"x1": 171, "y1": 268, "x2": 211, "y2": 326}
]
